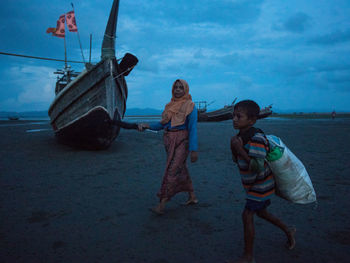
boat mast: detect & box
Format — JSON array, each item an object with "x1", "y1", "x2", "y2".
[
  {"x1": 101, "y1": 0, "x2": 120, "y2": 60},
  {"x1": 71, "y1": 3, "x2": 86, "y2": 64}
]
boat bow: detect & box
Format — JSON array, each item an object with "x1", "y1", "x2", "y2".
[{"x1": 101, "y1": 0, "x2": 120, "y2": 60}]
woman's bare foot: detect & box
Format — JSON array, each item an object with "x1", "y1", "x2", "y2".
[
  {"x1": 149, "y1": 206, "x2": 164, "y2": 215},
  {"x1": 226, "y1": 256, "x2": 255, "y2": 263},
  {"x1": 286, "y1": 226, "x2": 296, "y2": 250},
  {"x1": 184, "y1": 198, "x2": 198, "y2": 205},
  {"x1": 150, "y1": 198, "x2": 167, "y2": 215},
  {"x1": 185, "y1": 192, "x2": 198, "y2": 205}
]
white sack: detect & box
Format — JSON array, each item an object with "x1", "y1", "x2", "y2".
[{"x1": 266, "y1": 135, "x2": 317, "y2": 204}]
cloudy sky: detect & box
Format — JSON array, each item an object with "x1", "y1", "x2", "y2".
[{"x1": 0, "y1": 0, "x2": 349, "y2": 113}]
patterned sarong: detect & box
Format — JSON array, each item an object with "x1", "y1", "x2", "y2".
[{"x1": 157, "y1": 130, "x2": 194, "y2": 200}]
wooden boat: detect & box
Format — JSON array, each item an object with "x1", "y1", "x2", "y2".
[
  {"x1": 198, "y1": 104, "x2": 234, "y2": 122},
  {"x1": 258, "y1": 104, "x2": 273, "y2": 119},
  {"x1": 48, "y1": 0, "x2": 138, "y2": 150},
  {"x1": 8, "y1": 116, "x2": 19, "y2": 121},
  {"x1": 197, "y1": 99, "x2": 272, "y2": 122},
  {"x1": 197, "y1": 99, "x2": 236, "y2": 122}
]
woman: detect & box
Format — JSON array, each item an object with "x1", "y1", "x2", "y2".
[{"x1": 138, "y1": 79, "x2": 199, "y2": 215}]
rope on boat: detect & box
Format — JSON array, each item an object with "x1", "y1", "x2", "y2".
[
  {"x1": 0, "y1": 51, "x2": 85, "y2": 64},
  {"x1": 112, "y1": 65, "x2": 136, "y2": 79},
  {"x1": 1, "y1": 51, "x2": 126, "y2": 69},
  {"x1": 104, "y1": 33, "x2": 116, "y2": 39}
]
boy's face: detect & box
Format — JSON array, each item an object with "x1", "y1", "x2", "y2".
[{"x1": 232, "y1": 107, "x2": 255, "y2": 131}]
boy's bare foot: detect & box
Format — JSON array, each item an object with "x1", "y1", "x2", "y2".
[
  {"x1": 149, "y1": 207, "x2": 164, "y2": 215},
  {"x1": 286, "y1": 226, "x2": 296, "y2": 250},
  {"x1": 184, "y1": 198, "x2": 198, "y2": 205}
]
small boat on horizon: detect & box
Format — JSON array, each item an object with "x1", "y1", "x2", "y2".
[
  {"x1": 8, "y1": 116, "x2": 20, "y2": 121},
  {"x1": 196, "y1": 99, "x2": 272, "y2": 122},
  {"x1": 197, "y1": 100, "x2": 236, "y2": 122}
]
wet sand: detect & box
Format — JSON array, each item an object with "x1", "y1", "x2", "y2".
[{"x1": 1, "y1": 118, "x2": 350, "y2": 263}]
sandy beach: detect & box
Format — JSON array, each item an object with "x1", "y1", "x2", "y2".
[{"x1": 1, "y1": 117, "x2": 350, "y2": 263}]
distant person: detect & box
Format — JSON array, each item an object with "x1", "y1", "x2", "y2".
[
  {"x1": 331, "y1": 110, "x2": 336, "y2": 119},
  {"x1": 138, "y1": 79, "x2": 199, "y2": 215},
  {"x1": 228, "y1": 100, "x2": 295, "y2": 263}
]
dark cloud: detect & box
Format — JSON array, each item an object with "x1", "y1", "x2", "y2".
[
  {"x1": 325, "y1": 70, "x2": 350, "y2": 84},
  {"x1": 273, "y1": 12, "x2": 311, "y2": 33},
  {"x1": 127, "y1": 0, "x2": 264, "y2": 25},
  {"x1": 314, "y1": 63, "x2": 350, "y2": 73},
  {"x1": 219, "y1": 53, "x2": 241, "y2": 66},
  {"x1": 273, "y1": 62, "x2": 350, "y2": 91},
  {"x1": 273, "y1": 60, "x2": 350, "y2": 79},
  {"x1": 284, "y1": 12, "x2": 311, "y2": 33},
  {"x1": 308, "y1": 30, "x2": 350, "y2": 45},
  {"x1": 0, "y1": 0, "x2": 100, "y2": 62}
]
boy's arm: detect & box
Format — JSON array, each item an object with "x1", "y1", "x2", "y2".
[
  {"x1": 231, "y1": 136, "x2": 264, "y2": 173},
  {"x1": 230, "y1": 136, "x2": 238, "y2": 162},
  {"x1": 231, "y1": 136, "x2": 251, "y2": 163}
]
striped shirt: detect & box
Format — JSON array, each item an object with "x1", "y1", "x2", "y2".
[{"x1": 236, "y1": 128, "x2": 275, "y2": 201}]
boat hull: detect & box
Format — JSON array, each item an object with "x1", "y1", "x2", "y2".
[
  {"x1": 198, "y1": 106, "x2": 234, "y2": 122},
  {"x1": 8, "y1": 116, "x2": 20, "y2": 121},
  {"x1": 198, "y1": 105, "x2": 272, "y2": 122},
  {"x1": 55, "y1": 106, "x2": 120, "y2": 150},
  {"x1": 48, "y1": 58, "x2": 127, "y2": 149}
]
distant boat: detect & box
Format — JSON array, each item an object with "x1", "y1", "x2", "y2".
[
  {"x1": 197, "y1": 99, "x2": 236, "y2": 122},
  {"x1": 197, "y1": 99, "x2": 272, "y2": 122},
  {"x1": 258, "y1": 104, "x2": 273, "y2": 119},
  {"x1": 48, "y1": 0, "x2": 138, "y2": 150},
  {"x1": 8, "y1": 116, "x2": 20, "y2": 121}
]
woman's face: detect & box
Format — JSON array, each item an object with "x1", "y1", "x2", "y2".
[{"x1": 173, "y1": 81, "x2": 185, "y2": 98}]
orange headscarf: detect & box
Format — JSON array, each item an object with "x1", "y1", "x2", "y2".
[{"x1": 160, "y1": 79, "x2": 195, "y2": 127}]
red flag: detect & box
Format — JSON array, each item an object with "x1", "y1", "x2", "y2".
[
  {"x1": 46, "y1": 14, "x2": 65, "y2": 38},
  {"x1": 46, "y1": 27, "x2": 56, "y2": 34},
  {"x1": 66, "y1": 11, "x2": 77, "y2": 32}
]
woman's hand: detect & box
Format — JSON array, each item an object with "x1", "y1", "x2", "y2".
[
  {"x1": 190, "y1": 151, "x2": 198, "y2": 163},
  {"x1": 137, "y1": 123, "x2": 150, "y2": 132}
]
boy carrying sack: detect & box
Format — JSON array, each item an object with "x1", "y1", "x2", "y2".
[{"x1": 228, "y1": 100, "x2": 296, "y2": 263}]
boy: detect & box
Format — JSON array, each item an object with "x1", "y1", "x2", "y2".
[{"x1": 229, "y1": 100, "x2": 295, "y2": 263}]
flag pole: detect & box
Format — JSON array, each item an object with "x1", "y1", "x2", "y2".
[
  {"x1": 71, "y1": 2, "x2": 86, "y2": 65},
  {"x1": 89, "y1": 34, "x2": 92, "y2": 64},
  {"x1": 64, "y1": 35, "x2": 68, "y2": 69}
]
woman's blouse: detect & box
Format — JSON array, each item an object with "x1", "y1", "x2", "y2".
[{"x1": 149, "y1": 106, "x2": 198, "y2": 151}]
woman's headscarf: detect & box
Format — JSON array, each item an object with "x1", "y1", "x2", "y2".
[{"x1": 160, "y1": 79, "x2": 195, "y2": 127}]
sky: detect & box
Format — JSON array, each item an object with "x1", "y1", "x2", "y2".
[{"x1": 0, "y1": 0, "x2": 349, "y2": 113}]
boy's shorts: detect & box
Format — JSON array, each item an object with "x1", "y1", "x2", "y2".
[{"x1": 245, "y1": 199, "x2": 271, "y2": 212}]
